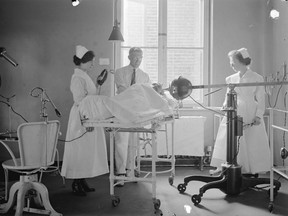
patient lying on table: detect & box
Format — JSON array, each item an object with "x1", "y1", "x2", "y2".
[{"x1": 79, "y1": 83, "x2": 174, "y2": 124}]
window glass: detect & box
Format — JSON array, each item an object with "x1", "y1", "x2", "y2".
[
  {"x1": 121, "y1": 0, "x2": 205, "y2": 104},
  {"x1": 167, "y1": 49, "x2": 203, "y2": 101},
  {"x1": 167, "y1": 0, "x2": 202, "y2": 47},
  {"x1": 123, "y1": 0, "x2": 158, "y2": 47}
]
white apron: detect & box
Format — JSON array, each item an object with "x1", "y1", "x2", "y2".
[
  {"x1": 61, "y1": 68, "x2": 109, "y2": 179},
  {"x1": 210, "y1": 70, "x2": 270, "y2": 174}
]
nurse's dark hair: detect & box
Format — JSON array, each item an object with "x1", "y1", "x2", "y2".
[
  {"x1": 73, "y1": 51, "x2": 95, "y2": 66},
  {"x1": 228, "y1": 50, "x2": 251, "y2": 66}
]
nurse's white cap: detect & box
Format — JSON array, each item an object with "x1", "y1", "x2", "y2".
[
  {"x1": 76, "y1": 45, "x2": 89, "y2": 59},
  {"x1": 237, "y1": 48, "x2": 250, "y2": 59}
]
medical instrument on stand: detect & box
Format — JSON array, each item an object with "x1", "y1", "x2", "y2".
[
  {"x1": 29, "y1": 87, "x2": 90, "y2": 143},
  {"x1": 30, "y1": 87, "x2": 64, "y2": 185},
  {"x1": 30, "y1": 87, "x2": 62, "y2": 121},
  {"x1": 0, "y1": 47, "x2": 18, "y2": 67},
  {"x1": 165, "y1": 76, "x2": 288, "y2": 211}
]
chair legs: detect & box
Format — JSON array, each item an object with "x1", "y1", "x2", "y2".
[
  {"x1": 31, "y1": 181, "x2": 62, "y2": 216},
  {"x1": 0, "y1": 181, "x2": 21, "y2": 213},
  {"x1": 15, "y1": 180, "x2": 33, "y2": 216},
  {"x1": 3, "y1": 167, "x2": 8, "y2": 201},
  {"x1": 0, "y1": 175, "x2": 62, "y2": 216}
]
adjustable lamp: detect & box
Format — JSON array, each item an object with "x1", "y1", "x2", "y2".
[
  {"x1": 109, "y1": 0, "x2": 124, "y2": 41},
  {"x1": 169, "y1": 76, "x2": 287, "y2": 206},
  {"x1": 167, "y1": 76, "x2": 193, "y2": 100},
  {"x1": 108, "y1": 20, "x2": 124, "y2": 41}
]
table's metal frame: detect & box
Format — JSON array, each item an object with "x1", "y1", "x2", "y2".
[{"x1": 83, "y1": 115, "x2": 175, "y2": 210}]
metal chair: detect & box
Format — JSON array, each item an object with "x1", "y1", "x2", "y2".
[{"x1": 0, "y1": 120, "x2": 62, "y2": 216}]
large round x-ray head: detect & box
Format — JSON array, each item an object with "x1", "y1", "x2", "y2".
[{"x1": 169, "y1": 76, "x2": 193, "y2": 100}]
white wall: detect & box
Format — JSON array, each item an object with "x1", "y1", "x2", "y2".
[
  {"x1": 0, "y1": 0, "x2": 114, "y2": 159},
  {"x1": 211, "y1": 0, "x2": 270, "y2": 106}
]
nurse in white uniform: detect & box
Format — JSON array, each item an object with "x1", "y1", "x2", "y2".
[
  {"x1": 210, "y1": 48, "x2": 270, "y2": 175},
  {"x1": 61, "y1": 45, "x2": 109, "y2": 196}
]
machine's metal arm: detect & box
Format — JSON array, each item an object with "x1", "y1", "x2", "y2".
[{"x1": 165, "y1": 76, "x2": 288, "y2": 100}]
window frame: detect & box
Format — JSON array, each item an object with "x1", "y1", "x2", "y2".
[{"x1": 117, "y1": 0, "x2": 211, "y2": 107}]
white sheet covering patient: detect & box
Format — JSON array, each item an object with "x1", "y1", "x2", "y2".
[{"x1": 79, "y1": 83, "x2": 173, "y2": 124}]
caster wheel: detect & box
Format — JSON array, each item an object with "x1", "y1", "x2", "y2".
[
  {"x1": 112, "y1": 196, "x2": 120, "y2": 207},
  {"x1": 153, "y1": 199, "x2": 161, "y2": 210},
  {"x1": 168, "y1": 176, "x2": 173, "y2": 185},
  {"x1": 154, "y1": 209, "x2": 163, "y2": 216},
  {"x1": 191, "y1": 194, "x2": 201, "y2": 205},
  {"x1": 177, "y1": 183, "x2": 186, "y2": 193},
  {"x1": 268, "y1": 202, "x2": 274, "y2": 212}
]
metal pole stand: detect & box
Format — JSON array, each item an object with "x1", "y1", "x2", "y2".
[
  {"x1": 40, "y1": 91, "x2": 49, "y2": 123},
  {"x1": 177, "y1": 86, "x2": 281, "y2": 210}
]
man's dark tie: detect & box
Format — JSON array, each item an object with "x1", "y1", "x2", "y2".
[{"x1": 130, "y1": 68, "x2": 136, "y2": 86}]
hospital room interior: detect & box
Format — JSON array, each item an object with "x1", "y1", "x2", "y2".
[{"x1": 1, "y1": 0, "x2": 288, "y2": 215}]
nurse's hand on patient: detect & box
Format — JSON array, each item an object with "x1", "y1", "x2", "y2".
[{"x1": 252, "y1": 116, "x2": 261, "y2": 126}]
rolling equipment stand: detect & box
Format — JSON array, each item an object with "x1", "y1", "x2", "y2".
[{"x1": 176, "y1": 85, "x2": 281, "y2": 210}]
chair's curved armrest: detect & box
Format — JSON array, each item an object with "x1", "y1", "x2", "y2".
[{"x1": 0, "y1": 140, "x2": 18, "y2": 166}]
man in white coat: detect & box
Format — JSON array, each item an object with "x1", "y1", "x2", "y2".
[{"x1": 114, "y1": 47, "x2": 151, "y2": 185}]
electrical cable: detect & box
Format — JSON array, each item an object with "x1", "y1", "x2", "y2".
[
  {"x1": 58, "y1": 131, "x2": 88, "y2": 143},
  {"x1": 267, "y1": 84, "x2": 283, "y2": 108},
  {"x1": 266, "y1": 63, "x2": 287, "y2": 108},
  {"x1": 188, "y1": 95, "x2": 225, "y2": 116},
  {"x1": 0, "y1": 101, "x2": 28, "y2": 123},
  {"x1": 189, "y1": 95, "x2": 253, "y2": 131},
  {"x1": 204, "y1": 88, "x2": 223, "y2": 96},
  {"x1": 215, "y1": 136, "x2": 241, "y2": 176}
]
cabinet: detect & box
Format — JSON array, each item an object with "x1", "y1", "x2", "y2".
[
  {"x1": 139, "y1": 116, "x2": 206, "y2": 156},
  {"x1": 139, "y1": 116, "x2": 206, "y2": 169}
]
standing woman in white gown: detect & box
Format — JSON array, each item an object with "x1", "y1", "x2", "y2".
[
  {"x1": 61, "y1": 45, "x2": 109, "y2": 196},
  {"x1": 210, "y1": 48, "x2": 270, "y2": 175}
]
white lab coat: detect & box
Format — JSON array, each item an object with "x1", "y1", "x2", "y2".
[
  {"x1": 114, "y1": 65, "x2": 151, "y2": 174},
  {"x1": 61, "y1": 68, "x2": 109, "y2": 179},
  {"x1": 115, "y1": 65, "x2": 151, "y2": 94},
  {"x1": 210, "y1": 69, "x2": 270, "y2": 174}
]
